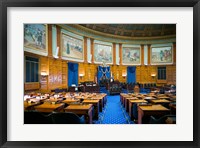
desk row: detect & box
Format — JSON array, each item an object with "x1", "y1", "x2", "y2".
[
  {"x1": 24, "y1": 95, "x2": 107, "y2": 124},
  {"x1": 120, "y1": 93, "x2": 176, "y2": 124}
]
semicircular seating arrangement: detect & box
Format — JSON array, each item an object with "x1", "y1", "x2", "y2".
[{"x1": 24, "y1": 24, "x2": 176, "y2": 124}]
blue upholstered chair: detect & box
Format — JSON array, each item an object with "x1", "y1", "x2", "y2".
[{"x1": 54, "y1": 88, "x2": 60, "y2": 93}]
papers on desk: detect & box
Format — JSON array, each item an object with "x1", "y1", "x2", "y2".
[
  {"x1": 144, "y1": 97, "x2": 155, "y2": 100},
  {"x1": 27, "y1": 99, "x2": 40, "y2": 103},
  {"x1": 24, "y1": 95, "x2": 31, "y2": 100}
]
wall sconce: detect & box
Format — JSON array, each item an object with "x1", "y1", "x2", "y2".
[
  {"x1": 41, "y1": 71, "x2": 48, "y2": 76},
  {"x1": 122, "y1": 74, "x2": 127, "y2": 78},
  {"x1": 151, "y1": 73, "x2": 156, "y2": 78},
  {"x1": 79, "y1": 73, "x2": 84, "y2": 79}
]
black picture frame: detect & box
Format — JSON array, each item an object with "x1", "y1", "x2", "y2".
[{"x1": 0, "y1": 0, "x2": 199, "y2": 148}]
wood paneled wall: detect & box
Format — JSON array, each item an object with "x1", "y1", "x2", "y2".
[
  {"x1": 48, "y1": 59, "x2": 62, "y2": 90},
  {"x1": 24, "y1": 25, "x2": 176, "y2": 92},
  {"x1": 78, "y1": 63, "x2": 97, "y2": 83},
  {"x1": 40, "y1": 56, "x2": 49, "y2": 90},
  {"x1": 136, "y1": 65, "x2": 176, "y2": 85},
  {"x1": 39, "y1": 57, "x2": 67, "y2": 92}
]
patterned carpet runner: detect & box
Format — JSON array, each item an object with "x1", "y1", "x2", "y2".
[{"x1": 100, "y1": 95, "x2": 133, "y2": 124}]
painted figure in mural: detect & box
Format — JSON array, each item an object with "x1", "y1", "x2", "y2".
[
  {"x1": 31, "y1": 28, "x2": 43, "y2": 47},
  {"x1": 127, "y1": 51, "x2": 131, "y2": 58},
  {"x1": 24, "y1": 25, "x2": 30, "y2": 36},
  {"x1": 164, "y1": 50, "x2": 171, "y2": 61},
  {"x1": 163, "y1": 50, "x2": 167, "y2": 61},
  {"x1": 99, "y1": 49, "x2": 104, "y2": 59},
  {"x1": 36, "y1": 28, "x2": 43, "y2": 47},
  {"x1": 130, "y1": 52, "x2": 139, "y2": 61},
  {"x1": 160, "y1": 50, "x2": 164, "y2": 61},
  {"x1": 24, "y1": 24, "x2": 46, "y2": 51},
  {"x1": 66, "y1": 42, "x2": 70, "y2": 54},
  {"x1": 124, "y1": 49, "x2": 130, "y2": 59}
]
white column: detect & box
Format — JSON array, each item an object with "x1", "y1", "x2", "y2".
[
  {"x1": 52, "y1": 25, "x2": 57, "y2": 57},
  {"x1": 144, "y1": 45, "x2": 148, "y2": 65},
  {"x1": 87, "y1": 38, "x2": 92, "y2": 63},
  {"x1": 115, "y1": 43, "x2": 119, "y2": 65}
]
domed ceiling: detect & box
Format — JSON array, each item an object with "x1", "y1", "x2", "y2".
[{"x1": 79, "y1": 24, "x2": 176, "y2": 38}]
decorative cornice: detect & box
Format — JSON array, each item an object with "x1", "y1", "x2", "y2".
[{"x1": 57, "y1": 24, "x2": 176, "y2": 45}]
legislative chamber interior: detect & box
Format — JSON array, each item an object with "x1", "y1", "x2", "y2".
[{"x1": 24, "y1": 24, "x2": 176, "y2": 124}]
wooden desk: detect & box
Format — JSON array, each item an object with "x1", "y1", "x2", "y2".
[
  {"x1": 100, "y1": 93, "x2": 107, "y2": 98},
  {"x1": 120, "y1": 94, "x2": 131, "y2": 106},
  {"x1": 135, "y1": 94, "x2": 146, "y2": 100},
  {"x1": 143, "y1": 96, "x2": 156, "y2": 103},
  {"x1": 146, "y1": 93, "x2": 157, "y2": 98},
  {"x1": 71, "y1": 93, "x2": 106, "y2": 112},
  {"x1": 138, "y1": 105, "x2": 170, "y2": 124},
  {"x1": 24, "y1": 101, "x2": 41, "y2": 110},
  {"x1": 125, "y1": 97, "x2": 138, "y2": 112},
  {"x1": 144, "y1": 96, "x2": 156, "y2": 100},
  {"x1": 83, "y1": 99, "x2": 99, "y2": 120},
  {"x1": 120, "y1": 93, "x2": 126, "y2": 103},
  {"x1": 157, "y1": 96, "x2": 170, "y2": 100},
  {"x1": 120, "y1": 93, "x2": 145, "y2": 107},
  {"x1": 62, "y1": 99, "x2": 80, "y2": 105},
  {"x1": 93, "y1": 93, "x2": 107, "y2": 98},
  {"x1": 74, "y1": 96, "x2": 86, "y2": 100},
  {"x1": 129, "y1": 99, "x2": 148, "y2": 120},
  {"x1": 122, "y1": 96, "x2": 132, "y2": 108},
  {"x1": 91, "y1": 96, "x2": 104, "y2": 112},
  {"x1": 34, "y1": 102, "x2": 65, "y2": 112},
  {"x1": 167, "y1": 95, "x2": 176, "y2": 102},
  {"x1": 64, "y1": 104, "x2": 93, "y2": 124},
  {"x1": 46, "y1": 98, "x2": 64, "y2": 103},
  {"x1": 99, "y1": 93, "x2": 107, "y2": 106},
  {"x1": 150, "y1": 99, "x2": 171, "y2": 104}
]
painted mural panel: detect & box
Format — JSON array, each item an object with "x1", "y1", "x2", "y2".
[
  {"x1": 122, "y1": 47, "x2": 141, "y2": 65},
  {"x1": 61, "y1": 33, "x2": 84, "y2": 61},
  {"x1": 151, "y1": 46, "x2": 173, "y2": 64},
  {"x1": 24, "y1": 24, "x2": 48, "y2": 56},
  {"x1": 94, "y1": 43, "x2": 113, "y2": 64}
]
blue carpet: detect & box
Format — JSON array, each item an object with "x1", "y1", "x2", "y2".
[
  {"x1": 100, "y1": 95, "x2": 133, "y2": 124},
  {"x1": 93, "y1": 105, "x2": 107, "y2": 124}
]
